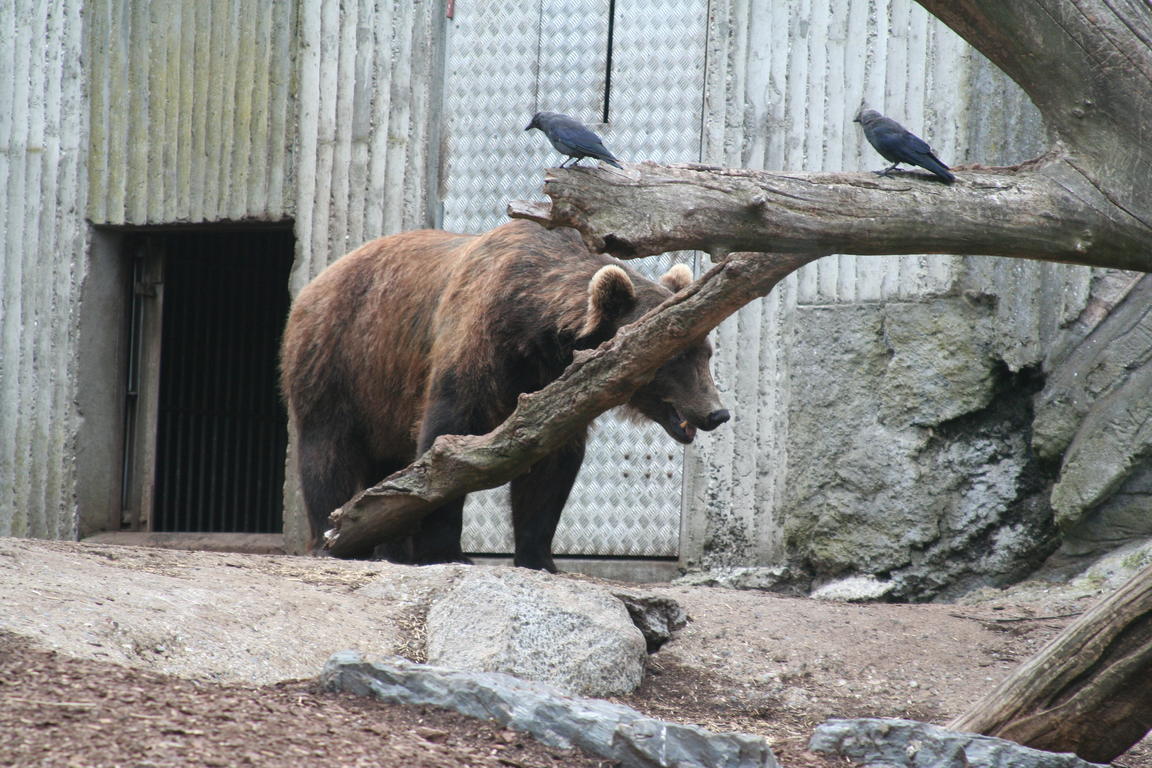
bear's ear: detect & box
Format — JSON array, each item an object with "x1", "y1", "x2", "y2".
[
  {"x1": 660, "y1": 263, "x2": 694, "y2": 293},
  {"x1": 577, "y1": 264, "x2": 636, "y2": 345}
]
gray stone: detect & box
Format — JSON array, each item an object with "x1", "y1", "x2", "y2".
[
  {"x1": 1058, "y1": 465, "x2": 1152, "y2": 558},
  {"x1": 424, "y1": 566, "x2": 647, "y2": 696},
  {"x1": 1049, "y1": 363, "x2": 1152, "y2": 530},
  {"x1": 809, "y1": 718, "x2": 1105, "y2": 768},
  {"x1": 323, "y1": 650, "x2": 779, "y2": 768},
  {"x1": 1030, "y1": 273, "x2": 1152, "y2": 539},
  {"x1": 1033, "y1": 274, "x2": 1152, "y2": 461},
  {"x1": 876, "y1": 300, "x2": 998, "y2": 428},
  {"x1": 810, "y1": 575, "x2": 895, "y2": 602},
  {"x1": 673, "y1": 566, "x2": 794, "y2": 592},
  {"x1": 610, "y1": 588, "x2": 689, "y2": 651}
]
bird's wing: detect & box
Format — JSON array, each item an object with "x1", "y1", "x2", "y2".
[
  {"x1": 556, "y1": 126, "x2": 613, "y2": 158},
  {"x1": 873, "y1": 123, "x2": 931, "y2": 162}
]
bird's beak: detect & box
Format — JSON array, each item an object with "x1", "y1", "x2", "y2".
[{"x1": 524, "y1": 123, "x2": 533, "y2": 131}]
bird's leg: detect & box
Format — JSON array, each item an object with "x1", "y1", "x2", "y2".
[
  {"x1": 558, "y1": 157, "x2": 572, "y2": 168},
  {"x1": 875, "y1": 162, "x2": 900, "y2": 177}
]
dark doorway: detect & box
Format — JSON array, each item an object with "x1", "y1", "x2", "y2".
[{"x1": 122, "y1": 227, "x2": 293, "y2": 534}]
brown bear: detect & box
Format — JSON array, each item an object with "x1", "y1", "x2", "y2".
[{"x1": 280, "y1": 219, "x2": 730, "y2": 570}]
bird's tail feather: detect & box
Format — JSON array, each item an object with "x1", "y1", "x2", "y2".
[{"x1": 921, "y1": 155, "x2": 955, "y2": 184}]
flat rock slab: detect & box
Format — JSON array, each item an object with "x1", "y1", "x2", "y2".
[
  {"x1": 0, "y1": 540, "x2": 680, "y2": 697},
  {"x1": 323, "y1": 650, "x2": 779, "y2": 768},
  {"x1": 810, "y1": 718, "x2": 1106, "y2": 768},
  {"x1": 0, "y1": 539, "x2": 401, "y2": 683}
]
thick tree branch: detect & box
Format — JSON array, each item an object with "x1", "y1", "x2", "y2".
[
  {"x1": 325, "y1": 250, "x2": 818, "y2": 557},
  {"x1": 949, "y1": 562, "x2": 1152, "y2": 762},
  {"x1": 509, "y1": 162, "x2": 1152, "y2": 272}
]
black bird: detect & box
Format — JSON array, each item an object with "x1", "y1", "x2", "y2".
[
  {"x1": 525, "y1": 112, "x2": 624, "y2": 169},
  {"x1": 854, "y1": 108, "x2": 954, "y2": 183}
]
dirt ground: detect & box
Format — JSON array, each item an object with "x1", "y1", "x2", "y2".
[{"x1": 1, "y1": 540, "x2": 1148, "y2": 768}]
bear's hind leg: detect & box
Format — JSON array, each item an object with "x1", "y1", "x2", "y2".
[
  {"x1": 297, "y1": 426, "x2": 390, "y2": 555},
  {"x1": 298, "y1": 440, "x2": 362, "y2": 552},
  {"x1": 510, "y1": 439, "x2": 586, "y2": 572}
]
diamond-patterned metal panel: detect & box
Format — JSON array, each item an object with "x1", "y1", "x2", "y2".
[{"x1": 440, "y1": 0, "x2": 708, "y2": 557}]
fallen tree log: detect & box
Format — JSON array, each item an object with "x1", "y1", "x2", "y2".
[{"x1": 949, "y1": 562, "x2": 1152, "y2": 762}]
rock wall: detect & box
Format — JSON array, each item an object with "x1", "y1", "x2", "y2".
[
  {"x1": 685, "y1": 269, "x2": 1152, "y2": 600},
  {"x1": 1035, "y1": 274, "x2": 1152, "y2": 559},
  {"x1": 781, "y1": 299, "x2": 1060, "y2": 599}
]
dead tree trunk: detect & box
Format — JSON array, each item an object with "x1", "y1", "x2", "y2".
[
  {"x1": 949, "y1": 563, "x2": 1152, "y2": 763},
  {"x1": 511, "y1": 163, "x2": 1151, "y2": 270}
]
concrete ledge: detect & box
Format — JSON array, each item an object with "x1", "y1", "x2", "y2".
[
  {"x1": 472, "y1": 556, "x2": 680, "y2": 584},
  {"x1": 82, "y1": 532, "x2": 286, "y2": 555}
]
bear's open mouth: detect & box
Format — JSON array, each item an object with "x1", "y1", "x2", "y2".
[{"x1": 664, "y1": 405, "x2": 698, "y2": 444}]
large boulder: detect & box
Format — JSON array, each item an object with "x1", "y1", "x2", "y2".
[{"x1": 424, "y1": 567, "x2": 647, "y2": 696}]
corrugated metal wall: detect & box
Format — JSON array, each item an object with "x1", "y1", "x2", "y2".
[{"x1": 0, "y1": 0, "x2": 88, "y2": 539}]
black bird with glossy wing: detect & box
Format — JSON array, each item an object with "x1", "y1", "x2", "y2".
[
  {"x1": 854, "y1": 108, "x2": 954, "y2": 184},
  {"x1": 525, "y1": 112, "x2": 624, "y2": 169}
]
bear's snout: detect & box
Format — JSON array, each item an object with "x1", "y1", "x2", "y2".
[{"x1": 701, "y1": 409, "x2": 730, "y2": 431}]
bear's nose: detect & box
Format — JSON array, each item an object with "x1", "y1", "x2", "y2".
[{"x1": 702, "y1": 409, "x2": 730, "y2": 431}]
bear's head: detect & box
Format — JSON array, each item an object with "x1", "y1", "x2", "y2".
[{"x1": 576, "y1": 262, "x2": 730, "y2": 445}]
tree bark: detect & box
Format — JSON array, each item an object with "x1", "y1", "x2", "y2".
[
  {"x1": 325, "y1": 250, "x2": 818, "y2": 557},
  {"x1": 510, "y1": 162, "x2": 1152, "y2": 271},
  {"x1": 949, "y1": 563, "x2": 1152, "y2": 763}
]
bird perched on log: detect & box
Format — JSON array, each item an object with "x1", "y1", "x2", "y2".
[
  {"x1": 525, "y1": 112, "x2": 624, "y2": 169},
  {"x1": 854, "y1": 108, "x2": 954, "y2": 183}
]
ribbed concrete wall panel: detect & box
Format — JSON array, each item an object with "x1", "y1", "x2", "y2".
[
  {"x1": 0, "y1": 0, "x2": 88, "y2": 539},
  {"x1": 699, "y1": 0, "x2": 1044, "y2": 306},
  {"x1": 292, "y1": 0, "x2": 441, "y2": 291},
  {"x1": 282, "y1": 0, "x2": 444, "y2": 552},
  {"x1": 86, "y1": 0, "x2": 297, "y2": 226}
]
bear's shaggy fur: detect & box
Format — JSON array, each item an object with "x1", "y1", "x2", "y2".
[{"x1": 281, "y1": 220, "x2": 729, "y2": 569}]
